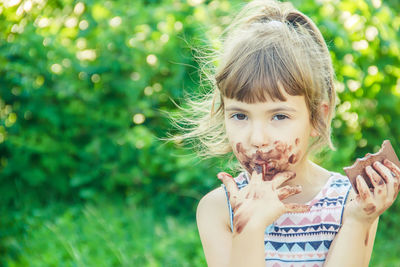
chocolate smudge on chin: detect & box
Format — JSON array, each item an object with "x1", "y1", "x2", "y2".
[{"x1": 236, "y1": 143, "x2": 252, "y2": 172}]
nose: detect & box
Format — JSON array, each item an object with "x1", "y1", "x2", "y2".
[{"x1": 249, "y1": 121, "x2": 269, "y2": 148}]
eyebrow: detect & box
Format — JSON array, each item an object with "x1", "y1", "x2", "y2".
[{"x1": 225, "y1": 106, "x2": 297, "y2": 113}]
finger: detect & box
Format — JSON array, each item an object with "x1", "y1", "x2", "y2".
[
  {"x1": 217, "y1": 172, "x2": 239, "y2": 200},
  {"x1": 233, "y1": 212, "x2": 249, "y2": 234},
  {"x1": 232, "y1": 202, "x2": 243, "y2": 213},
  {"x1": 372, "y1": 161, "x2": 392, "y2": 184},
  {"x1": 365, "y1": 165, "x2": 385, "y2": 190},
  {"x1": 383, "y1": 159, "x2": 400, "y2": 177},
  {"x1": 245, "y1": 189, "x2": 263, "y2": 199},
  {"x1": 372, "y1": 161, "x2": 393, "y2": 198},
  {"x1": 383, "y1": 159, "x2": 400, "y2": 191},
  {"x1": 356, "y1": 175, "x2": 379, "y2": 216},
  {"x1": 284, "y1": 203, "x2": 310, "y2": 213},
  {"x1": 356, "y1": 175, "x2": 374, "y2": 202},
  {"x1": 271, "y1": 171, "x2": 296, "y2": 188},
  {"x1": 250, "y1": 168, "x2": 263, "y2": 183},
  {"x1": 277, "y1": 185, "x2": 302, "y2": 200}
]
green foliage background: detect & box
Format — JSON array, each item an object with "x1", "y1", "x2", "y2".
[{"x1": 0, "y1": 0, "x2": 399, "y2": 266}]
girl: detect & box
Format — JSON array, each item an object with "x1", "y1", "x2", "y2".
[{"x1": 178, "y1": 0, "x2": 400, "y2": 266}]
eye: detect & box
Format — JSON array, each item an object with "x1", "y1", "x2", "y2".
[
  {"x1": 231, "y1": 113, "x2": 248, "y2": 121},
  {"x1": 272, "y1": 114, "x2": 289, "y2": 121}
]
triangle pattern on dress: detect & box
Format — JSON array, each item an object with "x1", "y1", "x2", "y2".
[
  {"x1": 286, "y1": 242, "x2": 295, "y2": 251},
  {"x1": 280, "y1": 217, "x2": 295, "y2": 226},
  {"x1": 324, "y1": 240, "x2": 333, "y2": 249},
  {"x1": 312, "y1": 216, "x2": 322, "y2": 223},
  {"x1": 299, "y1": 217, "x2": 312, "y2": 225},
  {"x1": 324, "y1": 213, "x2": 337, "y2": 223},
  {"x1": 309, "y1": 241, "x2": 323, "y2": 251},
  {"x1": 277, "y1": 244, "x2": 290, "y2": 253},
  {"x1": 269, "y1": 241, "x2": 285, "y2": 251},
  {"x1": 297, "y1": 242, "x2": 306, "y2": 251},
  {"x1": 327, "y1": 190, "x2": 340, "y2": 198}
]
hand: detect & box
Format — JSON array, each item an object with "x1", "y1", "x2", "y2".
[
  {"x1": 218, "y1": 170, "x2": 310, "y2": 235},
  {"x1": 344, "y1": 159, "x2": 400, "y2": 225}
]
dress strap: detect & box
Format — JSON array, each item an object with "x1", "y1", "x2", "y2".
[{"x1": 221, "y1": 184, "x2": 234, "y2": 232}]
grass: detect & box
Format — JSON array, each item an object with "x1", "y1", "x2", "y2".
[
  {"x1": 2, "y1": 201, "x2": 205, "y2": 267},
  {"x1": 2, "y1": 199, "x2": 399, "y2": 266}
]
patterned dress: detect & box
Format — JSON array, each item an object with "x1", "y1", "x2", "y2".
[{"x1": 222, "y1": 171, "x2": 352, "y2": 267}]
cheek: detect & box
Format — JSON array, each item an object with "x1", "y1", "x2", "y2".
[
  {"x1": 290, "y1": 137, "x2": 310, "y2": 161},
  {"x1": 225, "y1": 122, "x2": 246, "y2": 144}
]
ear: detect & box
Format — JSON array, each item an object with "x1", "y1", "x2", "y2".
[
  {"x1": 310, "y1": 102, "x2": 330, "y2": 137},
  {"x1": 320, "y1": 102, "x2": 330, "y2": 118}
]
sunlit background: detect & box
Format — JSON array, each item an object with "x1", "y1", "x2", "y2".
[{"x1": 1, "y1": 0, "x2": 399, "y2": 266}]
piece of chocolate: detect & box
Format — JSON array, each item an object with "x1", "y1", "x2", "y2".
[{"x1": 343, "y1": 140, "x2": 400, "y2": 193}]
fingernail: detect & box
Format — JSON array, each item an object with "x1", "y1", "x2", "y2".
[
  {"x1": 366, "y1": 165, "x2": 373, "y2": 173},
  {"x1": 383, "y1": 159, "x2": 390, "y2": 165},
  {"x1": 287, "y1": 172, "x2": 296, "y2": 179},
  {"x1": 295, "y1": 185, "x2": 302, "y2": 192},
  {"x1": 373, "y1": 161, "x2": 381, "y2": 167},
  {"x1": 217, "y1": 172, "x2": 230, "y2": 180}
]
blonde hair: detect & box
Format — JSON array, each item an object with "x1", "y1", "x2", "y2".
[{"x1": 172, "y1": 0, "x2": 336, "y2": 158}]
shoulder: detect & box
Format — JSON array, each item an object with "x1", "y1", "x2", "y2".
[
  {"x1": 196, "y1": 186, "x2": 233, "y2": 266},
  {"x1": 196, "y1": 186, "x2": 230, "y2": 229}
]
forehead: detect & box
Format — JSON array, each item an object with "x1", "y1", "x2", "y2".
[{"x1": 223, "y1": 92, "x2": 308, "y2": 114}]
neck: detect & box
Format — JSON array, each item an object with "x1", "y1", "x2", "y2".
[
  {"x1": 285, "y1": 158, "x2": 331, "y2": 188},
  {"x1": 280, "y1": 158, "x2": 332, "y2": 204}
]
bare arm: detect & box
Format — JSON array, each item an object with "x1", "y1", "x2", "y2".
[
  {"x1": 324, "y1": 189, "x2": 379, "y2": 267},
  {"x1": 325, "y1": 159, "x2": 400, "y2": 266},
  {"x1": 196, "y1": 187, "x2": 233, "y2": 267}
]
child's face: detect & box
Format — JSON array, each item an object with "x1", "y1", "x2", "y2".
[{"x1": 224, "y1": 90, "x2": 317, "y2": 180}]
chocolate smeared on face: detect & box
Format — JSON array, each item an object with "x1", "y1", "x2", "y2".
[
  {"x1": 234, "y1": 140, "x2": 301, "y2": 181},
  {"x1": 295, "y1": 138, "x2": 300, "y2": 146}
]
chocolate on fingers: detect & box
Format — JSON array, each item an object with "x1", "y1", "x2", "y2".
[{"x1": 344, "y1": 140, "x2": 400, "y2": 193}]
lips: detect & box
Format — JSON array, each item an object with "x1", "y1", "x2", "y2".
[{"x1": 234, "y1": 141, "x2": 300, "y2": 180}]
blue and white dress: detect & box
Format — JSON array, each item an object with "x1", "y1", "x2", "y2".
[{"x1": 222, "y1": 171, "x2": 352, "y2": 267}]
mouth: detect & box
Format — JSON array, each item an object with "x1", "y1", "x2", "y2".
[
  {"x1": 253, "y1": 161, "x2": 277, "y2": 174},
  {"x1": 235, "y1": 141, "x2": 299, "y2": 180}
]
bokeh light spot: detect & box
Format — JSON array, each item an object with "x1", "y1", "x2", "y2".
[
  {"x1": 130, "y1": 72, "x2": 140, "y2": 81},
  {"x1": 368, "y1": 66, "x2": 378, "y2": 75},
  {"x1": 65, "y1": 17, "x2": 78, "y2": 28},
  {"x1": 74, "y1": 2, "x2": 85, "y2": 15},
  {"x1": 133, "y1": 114, "x2": 145, "y2": 124},
  {"x1": 51, "y1": 63, "x2": 62, "y2": 74},
  {"x1": 144, "y1": 86, "x2": 153, "y2": 96},
  {"x1": 109, "y1": 16, "x2": 122, "y2": 27},
  {"x1": 146, "y1": 54, "x2": 157, "y2": 65},
  {"x1": 79, "y1": 20, "x2": 89, "y2": 30},
  {"x1": 91, "y1": 74, "x2": 101, "y2": 83}
]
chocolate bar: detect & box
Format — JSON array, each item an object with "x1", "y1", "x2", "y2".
[{"x1": 343, "y1": 140, "x2": 400, "y2": 193}]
